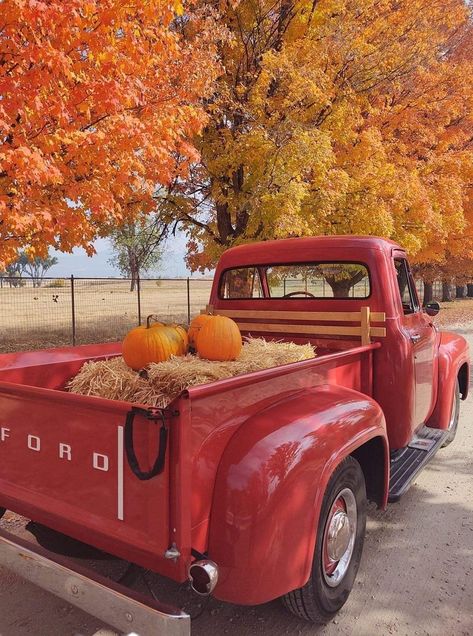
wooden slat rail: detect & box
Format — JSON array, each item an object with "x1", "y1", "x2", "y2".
[
  {"x1": 202, "y1": 305, "x2": 386, "y2": 345},
  {"x1": 208, "y1": 308, "x2": 386, "y2": 323}
]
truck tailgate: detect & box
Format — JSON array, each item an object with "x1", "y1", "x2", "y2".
[{"x1": 0, "y1": 380, "x2": 187, "y2": 579}]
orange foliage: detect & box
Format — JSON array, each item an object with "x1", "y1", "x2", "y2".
[
  {"x1": 411, "y1": 21, "x2": 473, "y2": 282},
  {"x1": 0, "y1": 0, "x2": 220, "y2": 267}
]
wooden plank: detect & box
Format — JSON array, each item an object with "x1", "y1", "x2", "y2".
[
  {"x1": 361, "y1": 306, "x2": 370, "y2": 346},
  {"x1": 235, "y1": 322, "x2": 387, "y2": 338},
  {"x1": 217, "y1": 309, "x2": 362, "y2": 322},
  {"x1": 370, "y1": 327, "x2": 386, "y2": 337},
  {"x1": 207, "y1": 308, "x2": 386, "y2": 322},
  {"x1": 235, "y1": 323, "x2": 363, "y2": 336}
]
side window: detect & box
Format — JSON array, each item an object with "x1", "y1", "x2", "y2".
[{"x1": 394, "y1": 259, "x2": 419, "y2": 314}]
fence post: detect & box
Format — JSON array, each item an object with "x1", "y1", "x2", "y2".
[
  {"x1": 283, "y1": 278, "x2": 286, "y2": 296},
  {"x1": 187, "y1": 277, "x2": 191, "y2": 326},
  {"x1": 137, "y1": 274, "x2": 142, "y2": 326},
  {"x1": 70, "y1": 275, "x2": 76, "y2": 346}
]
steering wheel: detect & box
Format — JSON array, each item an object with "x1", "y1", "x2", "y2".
[{"x1": 282, "y1": 290, "x2": 316, "y2": 298}]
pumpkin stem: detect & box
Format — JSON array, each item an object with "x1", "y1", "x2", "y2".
[{"x1": 146, "y1": 314, "x2": 160, "y2": 329}]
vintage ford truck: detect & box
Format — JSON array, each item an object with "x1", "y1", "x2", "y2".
[{"x1": 0, "y1": 236, "x2": 469, "y2": 635}]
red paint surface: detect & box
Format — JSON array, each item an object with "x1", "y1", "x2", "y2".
[
  {"x1": 0, "y1": 236, "x2": 469, "y2": 605},
  {"x1": 207, "y1": 385, "x2": 386, "y2": 604},
  {"x1": 427, "y1": 331, "x2": 469, "y2": 429}
]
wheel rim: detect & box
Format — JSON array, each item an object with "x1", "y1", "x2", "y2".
[{"x1": 322, "y1": 488, "x2": 357, "y2": 587}]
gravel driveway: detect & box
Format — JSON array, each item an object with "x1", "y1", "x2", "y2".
[{"x1": 1, "y1": 328, "x2": 472, "y2": 636}]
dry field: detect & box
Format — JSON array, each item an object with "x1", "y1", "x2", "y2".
[
  {"x1": 0, "y1": 278, "x2": 213, "y2": 353},
  {"x1": 1, "y1": 277, "x2": 473, "y2": 354}
]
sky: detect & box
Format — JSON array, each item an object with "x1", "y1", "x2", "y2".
[{"x1": 48, "y1": 228, "x2": 209, "y2": 279}]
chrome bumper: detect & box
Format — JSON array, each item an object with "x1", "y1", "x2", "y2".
[{"x1": 0, "y1": 529, "x2": 190, "y2": 635}]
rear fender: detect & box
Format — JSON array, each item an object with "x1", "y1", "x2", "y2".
[
  {"x1": 427, "y1": 331, "x2": 469, "y2": 430},
  {"x1": 208, "y1": 385, "x2": 388, "y2": 605}
]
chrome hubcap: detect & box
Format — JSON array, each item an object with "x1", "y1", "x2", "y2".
[
  {"x1": 322, "y1": 488, "x2": 357, "y2": 587},
  {"x1": 327, "y1": 511, "x2": 351, "y2": 561}
]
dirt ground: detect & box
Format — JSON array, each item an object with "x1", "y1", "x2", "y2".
[{"x1": 0, "y1": 327, "x2": 473, "y2": 636}]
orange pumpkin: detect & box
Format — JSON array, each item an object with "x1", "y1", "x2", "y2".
[
  {"x1": 173, "y1": 324, "x2": 189, "y2": 355},
  {"x1": 188, "y1": 314, "x2": 212, "y2": 348},
  {"x1": 150, "y1": 320, "x2": 188, "y2": 355},
  {"x1": 196, "y1": 315, "x2": 242, "y2": 361},
  {"x1": 159, "y1": 325, "x2": 185, "y2": 355},
  {"x1": 122, "y1": 316, "x2": 181, "y2": 370}
]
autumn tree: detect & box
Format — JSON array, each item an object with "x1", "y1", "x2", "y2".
[
  {"x1": 0, "y1": 256, "x2": 24, "y2": 288},
  {"x1": 109, "y1": 213, "x2": 166, "y2": 291},
  {"x1": 21, "y1": 253, "x2": 59, "y2": 287},
  {"x1": 409, "y1": 19, "x2": 473, "y2": 298},
  {"x1": 0, "y1": 250, "x2": 58, "y2": 286},
  {"x1": 165, "y1": 0, "x2": 473, "y2": 278},
  {"x1": 0, "y1": 0, "x2": 220, "y2": 268}
]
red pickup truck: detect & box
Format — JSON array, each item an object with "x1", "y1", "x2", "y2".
[{"x1": 0, "y1": 236, "x2": 469, "y2": 635}]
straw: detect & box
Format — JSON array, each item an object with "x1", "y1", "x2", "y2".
[{"x1": 67, "y1": 338, "x2": 316, "y2": 408}]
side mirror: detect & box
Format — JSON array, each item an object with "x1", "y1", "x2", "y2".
[{"x1": 424, "y1": 301, "x2": 440, "y2": 317}]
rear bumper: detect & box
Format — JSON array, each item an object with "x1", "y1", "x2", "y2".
[{"x1": 0, "y1": 528, "x2": 190, "y2": 635}]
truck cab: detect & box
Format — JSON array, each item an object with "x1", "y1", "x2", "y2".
[{"x1": 211, "y1": 236, "x2": 469, "y2": 452}]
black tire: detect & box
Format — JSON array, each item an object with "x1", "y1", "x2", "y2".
[
  {"x1": 441, "y1": 380, "x2": 460, "y2": 448},
  {"x1": 0, "y1": 508, "x2": 6, "y2": 521},
  {"x1": 282, "y1": 456, "x2": 367, "y2": 623}
]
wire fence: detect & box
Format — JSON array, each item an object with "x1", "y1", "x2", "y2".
[
  {"x1": 0, "y1": 276, "x2": 213, "y2": 353},
  {"x1": 0, "y1": 275, "x2": 467, "y2": 353}
]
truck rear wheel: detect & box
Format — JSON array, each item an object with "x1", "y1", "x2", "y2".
[
  {"x1": 0, "y1": 508, "x2": 5, "y2": 520},
  {"x1": 441, "y1": 380, "x2": 460, "y2": 448},
  {"x1": 282, "y1": 456, "x2": 367, "y2": 623}
]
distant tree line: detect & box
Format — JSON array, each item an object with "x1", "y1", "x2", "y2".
[{"x1": 0, "y1": 253, "x2": 58, "y2": 288}]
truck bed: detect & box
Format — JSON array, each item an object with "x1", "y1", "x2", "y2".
[{"x1": 0, "y1": 340, "x2": 378, "y2": 580}]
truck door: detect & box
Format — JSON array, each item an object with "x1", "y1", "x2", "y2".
[{"x1": 394, "y1": 256, "x2": 437, "y2": 428}]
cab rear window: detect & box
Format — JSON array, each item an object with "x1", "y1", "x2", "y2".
[{"x1": 219, "y1": 263, "x2": 370, "y2": 299}]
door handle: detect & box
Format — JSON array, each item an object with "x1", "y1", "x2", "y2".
[{"x1": 410, "y1": 333, "x2": 421, "y2": 344}]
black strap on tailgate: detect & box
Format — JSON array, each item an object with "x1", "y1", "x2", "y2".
[{"x1": 124, "y1": 407, "x2": 168, "y2": 481}]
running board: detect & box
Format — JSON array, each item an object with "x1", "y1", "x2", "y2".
[{"x1": 388, "y1": 427, "x2": 448, "y2": 502}]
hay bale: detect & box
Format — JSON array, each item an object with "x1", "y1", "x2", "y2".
[{"x1": 67, "y1": 338, "x2": 316, "y2": 408}]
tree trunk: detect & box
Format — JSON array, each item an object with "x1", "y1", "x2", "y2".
[
  {"x1": 325, "y1": 270, "x2": 366, "y2": 298},
  {"x1": 130, "y1": 271, "x2": 138, "y2": 292},
  {"x1": 467, "y1": 284, "x2": 473, "y2": 298},
  {"x1": 128, "y1": 253, "x2": 139, "y2": 292},
  {"x1": 129, "y1": 265, "x2": 139, "y2": 292},
  {"x1": 422, "y1": 281, "x2": 433, "y2": 305},
  {"x1": 327, "y1": 280, "x2": 354, "y2": 298},
  {"x1": 456, "y1": 285, "x2": 466, "y2": 299},
  {"x1": 442, "y1": 281, "x2": 453, "y2": 302}
]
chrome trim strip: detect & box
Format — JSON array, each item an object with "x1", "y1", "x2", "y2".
[{"x1": 117, "y1": 425, "x2": 124, "y2": 521}]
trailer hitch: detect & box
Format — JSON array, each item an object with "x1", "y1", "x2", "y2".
[{"x1": 124, "y1": 407, "x2": 169, "y2": 481}]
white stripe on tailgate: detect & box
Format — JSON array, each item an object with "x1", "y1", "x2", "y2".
[{"x1": 117, "y1": 426, "x2": 124, "y2": 521}]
